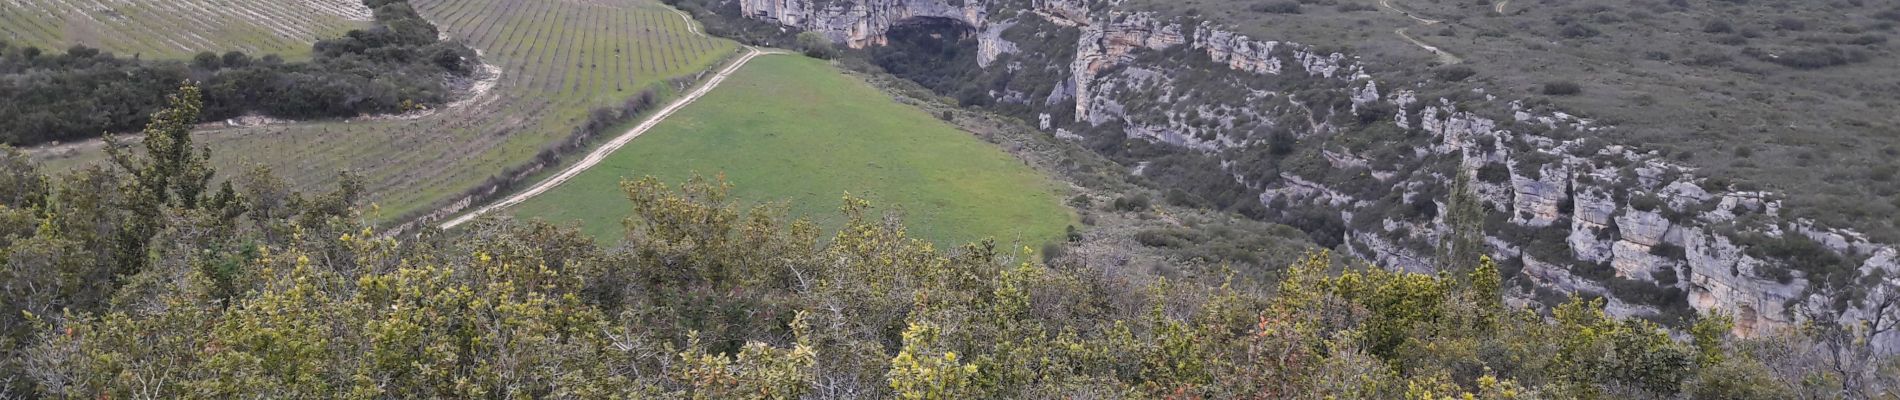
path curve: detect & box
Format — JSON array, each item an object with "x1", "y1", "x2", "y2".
[
  {"x1": 439, "y1": 47, "x2": 782, "y2": 230},
  {"x1": 671, "y1": 8, "x2": 702, "y2": 36},
  {"x1": 1380, "y1": 0, "x2": 1463, "y2": 64},
  {"x1": 1395, "y1": 28, "x2": 1462, "y2": 65},
  {"x1": 1379, "y1": 0, "x2": 1441, "y2": 25}
]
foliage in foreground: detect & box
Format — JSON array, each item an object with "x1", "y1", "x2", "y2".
[{"x1": 0, "y1": 86, "x2": 1895, "y2": 398}]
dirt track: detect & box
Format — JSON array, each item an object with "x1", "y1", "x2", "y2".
[
  {"x1": 438, "y1": 46, "x2": 781, "y2": 230},
  {"x1": 671, "y1": 8, "x2": 702, "y2": 36},
  {"x1": 1380, "y1": 0, "x2": 1463, "y2": 65},
  {"x1": 1395, "y1": 28, "x2": 1462, "y2": 65}
]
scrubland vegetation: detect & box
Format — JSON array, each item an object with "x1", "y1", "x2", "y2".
[
  {"x1": 0, "y1": 85, "x2": 1894, "y2": 398},
  {"x1": 1130, "y1": 0, "x2": 1900, "y2": 240}
]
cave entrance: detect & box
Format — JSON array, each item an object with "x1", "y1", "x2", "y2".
[
  {"x1": 872, "y1": 16, "x2": 986, "y2": 105},
  {"x1": 884, "y1": 16, "x2": 975, "y2": 52}
]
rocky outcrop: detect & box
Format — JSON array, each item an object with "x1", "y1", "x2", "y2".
[
  {"x1": 738, "y1": 0, "x2": 989, "y2": 48},
  {"x1": 726, "y1": 0, "x2": 1900, "y2": 351}
]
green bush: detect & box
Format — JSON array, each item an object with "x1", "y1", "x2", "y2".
[
  {"x1": 1542, "y1": 81, "x2": 1584, "y2": 96},
  {"x1": 1113, "y1": 194, "x2": 1153, "y2": 212},
  {"x1": 1249, "y1": 2, "x2": 1302, "y2": 14},
  {"x1": 1434, "y1": 65, "x2": 1477, "y2": 82},
  {"x1": 1476, "y1": 163, "x2": 1512, "y2": 184}
]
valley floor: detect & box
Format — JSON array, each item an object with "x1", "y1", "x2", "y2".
[{"x1": 508, "y1": 55, "x2": 1076, "y2": 247}]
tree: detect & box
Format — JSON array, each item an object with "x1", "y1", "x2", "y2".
[
  {"x1": 796, "y1": 32, "x2": 838, "y2": 59},
  {"x1": 1438, "y1": 172, "x2": 1484, "y2": 273},
  {"x1": 888, "y1": 321, "x2": 982, "y2": 399},
  {"x1": 190, "y1": 51, "x2": 222, "y2": 70},
  {"x1": 0, "y1": 146, "x2": 47, "y2": 208},
  {"x1": 107, "y1": 82, "x2": 215, "y2": 211}
]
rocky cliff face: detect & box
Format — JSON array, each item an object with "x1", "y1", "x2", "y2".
[
  {"x1": 738, "y1": 0, "x2": 987, "y2": 47},
  {"x1": 718, "y1": 0, "x2": 1900, "y2": 350}
]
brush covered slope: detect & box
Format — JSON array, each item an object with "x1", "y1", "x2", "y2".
[
  {"x1": 672, "y1": 0, "x2": 1900, "y2": 354},
  {"x1": 0, "y1": 87, "x2": 1879, "y2": 394}
]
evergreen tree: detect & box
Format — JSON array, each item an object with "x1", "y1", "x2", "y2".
[{"x1": 1438, "y1": 170, "x2": 1485, "y2": 273}]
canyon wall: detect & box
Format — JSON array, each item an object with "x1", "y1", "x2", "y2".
[{"x1": 718, "y1": 0, "x2": 1899, "y2": 350}]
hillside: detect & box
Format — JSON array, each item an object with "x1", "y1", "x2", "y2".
[
  {"x1": 0, "y1": 0, "x2": 1896, "y2": 396},
  {"x1": 31, "y1": 0, "x2": 738, "y2": 222},
  {"x1": 0, "y1": 85, "x2": 1883, "y2": 395},
  {"x1": 672, "y1": 0, "x2": 1900, "y2": 355},
  {"x1": 0, "y1": 0, "x2": 370, "y2": 59},
  {"x1": 1129, "y1": 0, "x2": 1900, "y2": 243},
  {"x1": 509, "y1": 56, "x2": 1075, "y2": 247}
]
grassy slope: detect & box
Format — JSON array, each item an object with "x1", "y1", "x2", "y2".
[{"x1": 510, "y1": 56, "x2": 1075, "y2": 248}]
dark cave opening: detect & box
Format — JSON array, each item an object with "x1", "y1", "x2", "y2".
[{"x1": 871, "y1": 17, "x2": 987, "y2": 105}]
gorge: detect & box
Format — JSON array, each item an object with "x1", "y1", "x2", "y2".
[{"x1": 695, "y1": 0, "x2": 1900, "y2": 350}]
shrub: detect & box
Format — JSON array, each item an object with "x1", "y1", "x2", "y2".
[
  {"x1": 1112, "y1": 194, "x2": 1152, "y2": 212},
  {"x1": 1542, "y1": 81, "x2": 1583, "y2": 96},
  {"x1": 1774, "y1": 17, "x2": 1808, "y2": 31},
  {"x1": 1249, "y1": 2, "x2": 1302, "y2": 14},
  {"x1": 1165, "y1": 188, "x2": 1200, "y2": 207},
  {"x1": 1628, "y1": 193, "x2": 1665, "y2": 212},
  {"x1": 1134, "y1": 229, "x2": 1193, "y2": 248},
  {"x1": 1686, "y1": 51, "x2": 1733, "y2": 66},
  {"x1": 1703, "y1": 20, "x2": 1734, "y2": 33},
  {"x1": 1847, "y1": 34, "x2": 1888, "y2": 45},
  {"x1": 1560, "y1": 24, "x2": 1602, "y2": 39},
  {"x1": 1336, "y1": 3, "x2": 1376, "y2": 12},
  {"x1": 1607, "y1": 277, "x2": 1686, "y2": 308},
  {"x1": 1650, "y1": 243, "x2": 1687, "y2": 259},
  {"x1": 1651, "y1": 267, "x2": 1680, "y2": 285},
  {"x1": 1435, "y1": 65, "x2": 1477, "y2": 82},
  {"x1": 1068, "y1": 194, "x2": 1094, "y2": 209},
  {"x1": 1477, "y1": 163, "x2": 1512, "y2": 184},
  {"x1": 1040, "y1": 242, "x2": 1067, "y2": 264},
  {"x1": 795, "y1": 31, "x2": 837, "y2": 59},
  {"x1": 1755, "y1": 46, "x2": 1870, "y2": 69}
]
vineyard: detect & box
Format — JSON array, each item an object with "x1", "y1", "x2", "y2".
[
  {"x1": 36, "y1": 0, "x2": 739, "y2": 221},
  {"x1": 0, "y1": 0, "x2": 370, "y2": 59}
]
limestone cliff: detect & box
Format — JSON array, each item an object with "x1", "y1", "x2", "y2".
[{"x1": 714, "y1": 0, "x2": 1900, "y2": 350}]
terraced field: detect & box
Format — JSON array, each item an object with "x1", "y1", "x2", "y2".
[
  {"x1": 509, "y1": 56, "x2": 1076, "y2": 247},
  {"x1": 35, "y1": 0, "x2": 739, "y2": 221},
  {"x1": 0, "y1": 0, "x2": 370, "y2": 59}
]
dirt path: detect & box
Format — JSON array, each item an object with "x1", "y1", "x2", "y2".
[
  {"x1": 1395, "y1": 28, "x2": 1462, "y2": 65},
  {"x1": 438, "y1": 46, "x2": 782, "y2": 230},
  {"x1": 1379, "y1": 0, "x2": 1441, "y2": 25},
  {"x1": 670, "y1": 7, "x2": 701, "y2": 36},
  {"x1": 1379, "y1": 0, "x2": 1462, "y2": 64}
]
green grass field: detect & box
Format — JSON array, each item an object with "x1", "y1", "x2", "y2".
[
  {"x1": 35, "y1": 0, "x2": 738, "y2": 222},
  {"x1": 0, "y1": 0, "x2": 370, "y2": 59},
  {"x1": 509, "y1": 56, "x2": 1075, "y2": 248}
]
